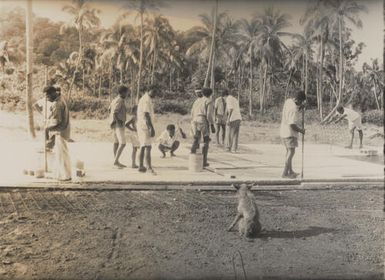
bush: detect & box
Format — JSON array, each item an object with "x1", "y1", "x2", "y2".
[
  {"x1": 154, "y1": 98, "x2": 191, "y2": 115},
  {"x1": 362, "y1": 110, "x2": 383, "y2": 126},
  {"x1": 67, "y1": 96, "x2": 110, "y2": 119}
]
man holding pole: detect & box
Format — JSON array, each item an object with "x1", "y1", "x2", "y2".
[
  {"x1": 279, "y1": 90, "x2": 306, "y2": 179},
  {"x1": 44, "y1": 86, "x2": 71, "y2": 181}
]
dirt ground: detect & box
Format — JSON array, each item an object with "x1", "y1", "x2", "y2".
[{"x1": 0, "y1": 187, "x2": 383, "y2": 280}]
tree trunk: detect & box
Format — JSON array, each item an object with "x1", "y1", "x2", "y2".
[
  {"x1": 136, "y1": 12, "x2": 144, "y2": 103},
  {"x1": 82, "y1": 67, "x2": 85, "y2": 96},
  {"x1": 318, "y1": 35, "x2": 324, "y2": 121},
  {"x1": 151, "y1": 39, "x2": 157, "y2": 84},
  {"x1": 68, "y1": 24, "x2": 83, "y2": 100},
  {"x1": 284, "y1": 68, "x2": 293, "y2": 99},
  {"x1": 210, "y1": 49, "x2": 215, "y2": 91},
  {"x1": 109, "y1": 62, "x2": 113, "y2": 102},
  {"x1": 260, "y1": 61, "x2": 268, "y2": 113},
  {"x1": 204, "y1": 0, "x2": 218, "y2": 88},
  {"x1": 248, "y1": 46, "x2": 253, "y2": 117},
  {"x1": 304, "y1": 51, "x2": 308, "y2": 96},
  {"x1": 322, "y1": 16, "x2": 344, "y2": 124},
  {"x1": 169, "y1": 68, "x2": 172, "y2": 93},
  {"x1": 372, "y1": 80, "x2": 380, "y2": 110},
  {"x1": 98, "y1": 72, "x2": 102, "y2": 98},
  {"x1": 26, "y1": 0, "x2": 35, "y2": 138}
]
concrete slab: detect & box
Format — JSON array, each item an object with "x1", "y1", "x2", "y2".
[{"x1": 0, "y1": 139, "x2": 383, "y2": 188}]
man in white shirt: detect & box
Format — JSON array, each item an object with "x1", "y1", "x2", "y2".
[
  {"x1": 137, "y1": 85, "x2": 157, "y2": 174},
  {"x1": 224, "y1": 89, "x2": 242, "y2": 153},
  {"x1": 190, "y1": 88, "x2": 215, "y2": 167},
  {"x1": 157, "y1": 124, "x2": 187, "y2": 157},
  {"x1": 280, "y1": 90, "x2": 306, "y2": 179},
  {"x1": 331, "y1": 106, "x2": 363, "y2": 149},
  {"x1": 109, "y1": 85, "x2": 129, "y2": 168},
  {"x1": 214, "y1": 91, "x2": 227, "y2": 145}
]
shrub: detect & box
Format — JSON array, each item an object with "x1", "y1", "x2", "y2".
[
  {"x1": 362, "y1": 110, "x2": 383, "y2": 126},
  {"x1": 154, "y1": 98, "x2": 191, "y2": 115}
]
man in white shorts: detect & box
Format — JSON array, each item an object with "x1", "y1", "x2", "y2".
[
  {"x1": 109, "y1": 85, "x2": 129, "y2": 168},
  {"x1": 333, "y1": 106, "x2": 363, "y2": 149},
  {"x1": 137, "y1": 85, "x2": 158, "y2": 174}
]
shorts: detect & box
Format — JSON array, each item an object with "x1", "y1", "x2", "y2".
[
  {"x1": 137, "y1": 128, "x2": 153, "y2": 147},
  {"x1": 348, "y1": 117, "x2": 362, "y2": 131},
  {"x1": 127, "y1": 132, "x2": 140, "y2": 148},
  {"x1": 215, "y1": 115, "x2": 226, "y2": 125},
  {"x1": 113, "y1": 126, "x2": 126, "y2": 144},
  {"x1": 282, "y1": 137, "x2": 298, "y2": 148},
  {"x1": 191, "y1": 121, "x2": 210, "y2": 139}
]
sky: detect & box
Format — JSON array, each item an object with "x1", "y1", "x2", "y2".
[{"x1": 0, "y1": 0, "x2": 383, "y2": 69}]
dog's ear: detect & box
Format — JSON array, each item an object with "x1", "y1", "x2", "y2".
[{"x1": 232, "y1": 184, "x2": 240, "y2": 190}]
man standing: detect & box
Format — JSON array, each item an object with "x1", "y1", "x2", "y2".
[
  {"x1": 137, "y1": 85, "x2": 157, "y2": 174},
  {"x1": 280, "y1": 90, "x2": 306, "y2": 179},
  {"x1": 214, "y1": 90, "x2": 227, "y2": 145},
  {"x1": 44, "y1": 86, "x2": 71, "y2": 181},
  {"x1": 109, "y1": 85, "x2": 129, "y2": 168},
  {"x1": 224, "y1": 89, "x2": 242, "y2": 153},
  {"x1": 190, "y1": 87, "x2": 215, "y2": 167}
]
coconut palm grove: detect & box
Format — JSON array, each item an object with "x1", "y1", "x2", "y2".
[{"x1": 0, "y1": 0, "x2": 383, "y2": 133}]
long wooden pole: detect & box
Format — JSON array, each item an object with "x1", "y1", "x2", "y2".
[
  {"x1": 26, "y1": 0, "x2": 36, "y2": 138},
  {"x1": 44, "y1": 66, "x2": 48, "y2": 172},
  {"x1": 301, "y1": 107, "x2": 305, "y2": 180}
]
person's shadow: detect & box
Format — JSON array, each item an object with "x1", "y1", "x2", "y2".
[{"x1": 257, "y1": 226, "x2": 338, "y2": 239}]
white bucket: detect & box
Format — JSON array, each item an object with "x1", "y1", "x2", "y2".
[{"x1": 189, "y1": 153, "x2": 203, "y2": 172}]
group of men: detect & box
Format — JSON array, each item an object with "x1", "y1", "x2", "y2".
[
  {"x1": 109, "y1": 84, "x2": 243, "y2": 171},
  {"x1": 190, "y1": 87, "x2": 243, "y2": 166},
  {"x1": 37, "y1": 83, "x2": 364, "y2": 182}
]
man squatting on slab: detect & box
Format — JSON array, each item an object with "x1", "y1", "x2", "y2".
[{"x1": 157, "y1": 124, "x2": 187, "y2": 158}]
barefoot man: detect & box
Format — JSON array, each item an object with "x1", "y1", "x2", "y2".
[
  {"x1": 44, "y1": 86, "x2": 71, "y2": 181},
  {"x1": 109, "y1": 85, "x2": 129, "y2": 168},
  {"x1": 280, "y1": 90, "x2": 306, "y2": 179},
  {"x1": 137, "y1": 85, "x2": 158, "y2": 174}
]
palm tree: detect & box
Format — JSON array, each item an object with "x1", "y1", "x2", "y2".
[
  {"x1": 291, "y1": 24, "x2": 314, "y2": 97},
  {"x1": 301, "y1": 0, "x2": 333, "y2": 119},
  {"x1": 254, "y1": 7, "x2": 292, "y2": 113},
  {"x1": 144, "y1": 15, "x2": 175, "y2": 84},
  {"x1": 61, "y1": 0, "x2": 100, "y2": 99},
  {"x1": 123, "y1": 0, "x2": 164, "y2": 102},
  {"x1": 236, "y1": 18, "x2": 260, "y2": 116},
  {"x1": 364, "y1": 59, "x2": 382, "y2": 109},
  {"x1": 186, "y1": 8, "x2": 237, "y2": 90},
  {"x1": 320, "y1": 0, "x2": 367, "y2": 123}
]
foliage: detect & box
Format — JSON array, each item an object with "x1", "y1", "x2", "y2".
[{"x1": 0, "y1": 0, "x2": 383, "y2": 125}]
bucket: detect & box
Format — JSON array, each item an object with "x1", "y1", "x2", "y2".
[{"x1": 189, "y1": 153, "x2": 203, "y2": 172}]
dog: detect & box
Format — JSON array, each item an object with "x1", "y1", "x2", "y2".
[{"x1": 227, "y1": 183, "x2": 262, "y2": 239}]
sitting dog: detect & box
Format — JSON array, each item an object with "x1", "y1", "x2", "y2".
[{"x1": 227, "y1": 183, "x2": 262, "y2": 239}]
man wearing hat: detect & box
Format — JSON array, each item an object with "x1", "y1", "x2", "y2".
[{"x1": 44, "y1": 86, "x2": 71, "y2": 181}]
